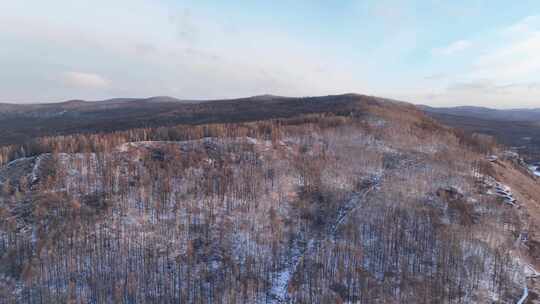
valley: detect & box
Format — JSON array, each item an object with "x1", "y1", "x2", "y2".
[{"x1": 421, "y1": 105, "x2": 540, "y2": 164}]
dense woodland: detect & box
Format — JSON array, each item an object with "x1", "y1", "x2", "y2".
[{"x1": 0, "y1": 101, "x2": 533, "y2": 303}]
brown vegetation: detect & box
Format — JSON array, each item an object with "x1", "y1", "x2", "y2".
[{"x1": 0, "y1": 98, "x2": 535, "y2": 303}]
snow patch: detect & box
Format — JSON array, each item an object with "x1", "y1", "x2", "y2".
[
  {"x1": 517, "y1": 286, "x2": 528, "y2": 304},
  {"x1": 528, "y1": 165, "x2": 540, "y2": 177}
]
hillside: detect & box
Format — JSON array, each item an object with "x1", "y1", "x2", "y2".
[
  {"x1": 0, "y1": 95, "x2": 539, "y2": 303},
  {"x1": 0, "y1": 94, "x2": 383, "y2": 146}
]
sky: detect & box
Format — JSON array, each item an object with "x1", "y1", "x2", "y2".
[{"x1": 1, "y1": 0, "x2": 540, "y2": 108}]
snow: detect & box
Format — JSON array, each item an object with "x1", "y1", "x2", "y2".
[
  {"x1": 528, "y1": 165, "x2": 540, "y2": 177},
  {"x1": 268, "y1": 239, "x2": 315, "y2": 303},
  {"x1": 483, "y1": 177, "x2": 519, "y2": 207},
  {"x1": 487, "y1": 155, "x2": 498, "y2": 162},
  {"x1": 269, "y1": 267, "x2": 292, "y2": 302},
  {"x1": 5, "y1": 156, "x2": 33, "y2": 167},
  {"x1": 524, "y1": 264, "x2": 540, "y2": 278},
  {"x1": 30, "y1": 154, "x2": 47, "y2": 184},
  {"x1": 246, "y1": 137, "x2": 258, "y2": 145},
  {"x1": 480, "y1": 167, "x2": 535, "y2": 304},
  {"x1": 3, "y1": 136, "x2": 533, "y2": 303},
  {"x1": 517, "y1": 286, "x2": 528, "y2": 304},
  {"x1": 267, "y1": 172, "x2": 386, "y2": 303}
]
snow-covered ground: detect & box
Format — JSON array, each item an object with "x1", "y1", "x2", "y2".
[
  {"x1": 517, "y1": 286, "x2": 528, "y2": 304},
  {"x1": 1, "y1": 131, "x2": 533, "y2": 303},
  {"x1": 528, "y1": 164, "x2": 540, "y2": 177}
]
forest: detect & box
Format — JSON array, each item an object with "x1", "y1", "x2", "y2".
[{"x1": 0, "y1": 98, "x2": 538, "y2": 303}]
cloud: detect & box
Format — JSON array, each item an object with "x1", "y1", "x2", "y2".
[
  {"x1": 471, "y1": 20, "x2": 540, "y2": 80},
  {"x1": 434, "y1": 40, "x2": 471, "y2": 55},
  {"x1": 169, "y1": 8, "x2": 200, "y2": 43},
  {"x1": 424, "y1": 73, "x2": 447, "y2": 81},
  {"x1": 503, "y1": 15, "x2": 540, "y2": 37},
  {"x1": 406, "y1": 80, "x2": 540, "y2": 108},
  {"x1": 446, "y1": 80, "x2": 523, "y2": 95},
  {"x1": 0, "y1": 0, "x2": 367, "y2": 101},
  {"x1": 62, "y1": 72, "x2": 110, "y2": 89},
  {"x1": 1, "y1": 1, "x2": 538, "y2": 108},
  {"x1": 134, "y1": 43, "x2": 157, "y2": 56},
  {"x1": 409, "y1": 15, "x2": 540, "y2": 108}
]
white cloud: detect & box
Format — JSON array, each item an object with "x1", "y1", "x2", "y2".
[
  {"x1": 434, "y1": 40, "x2": 472, "y2": 55},
  {"x1": 1, "y1": 1, "x2": 538, "y2": 108},
  {"x1": 62, "y1": 72, "x2": 110, "y2": 89},
  {"x1": 0, "y1": 0, "x2": 366, "y2": 101},
  {"x1": 409, "y1": 15, "x2": 540, "y2": 108},
  {"x1": 471, "y1": 16, "x2": 540, "y2": 81},
  {"x1": 503, "y1": 15, "x2": 540, "y2": 37}
]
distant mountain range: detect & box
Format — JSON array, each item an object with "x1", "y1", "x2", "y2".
[
  {"x1": 419, "y1": 105, "x2": 540, "y2": 122},
  {"x1": 3, "y1": 95, "x2": 539, "y2": 161},
  {"x1": 420, "y1": 105, "x2": 540, "y2": 162},
  {"x1": 0, "y1": 93, "x2": 398, "y2": 146},
  {"x1": 0, "y1": 96, "x2": 196, "y2": 115}
]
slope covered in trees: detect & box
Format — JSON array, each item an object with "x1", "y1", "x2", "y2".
[
  {"x1": 0, "y1": 94, "x2": 385, "y2": 146},
  {"x1": 0, "y1": 96, "x2": 539, "y2": 303}
]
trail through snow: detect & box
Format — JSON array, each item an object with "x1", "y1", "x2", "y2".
[
  {"x1": 266, "y1": 179, "x2": 382, "y2": 303},
  {"x1": 267, "y1": 157, "x2": 421, "y2": 303},
  {"x1": 517, "y1": 287, "x2": 528, "y2": 304},
  {"x1": 268, "y1": 239, "x2": 316, "y2": 303}
]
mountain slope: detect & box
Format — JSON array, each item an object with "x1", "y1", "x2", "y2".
[
  {"x1": 0, "y1": 95, "x2": 538, "y2": 303},
  {"x1": 0, "y1": 94, "x2": 392, "y2": 146}
]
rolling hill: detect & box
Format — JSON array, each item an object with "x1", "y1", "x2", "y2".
[
  {"x1": 0, "y1": 94, "x2": 539, "y2": 303},
  {"x1": 0, "y1": 94, "x2": 393, "y2": 146}
]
